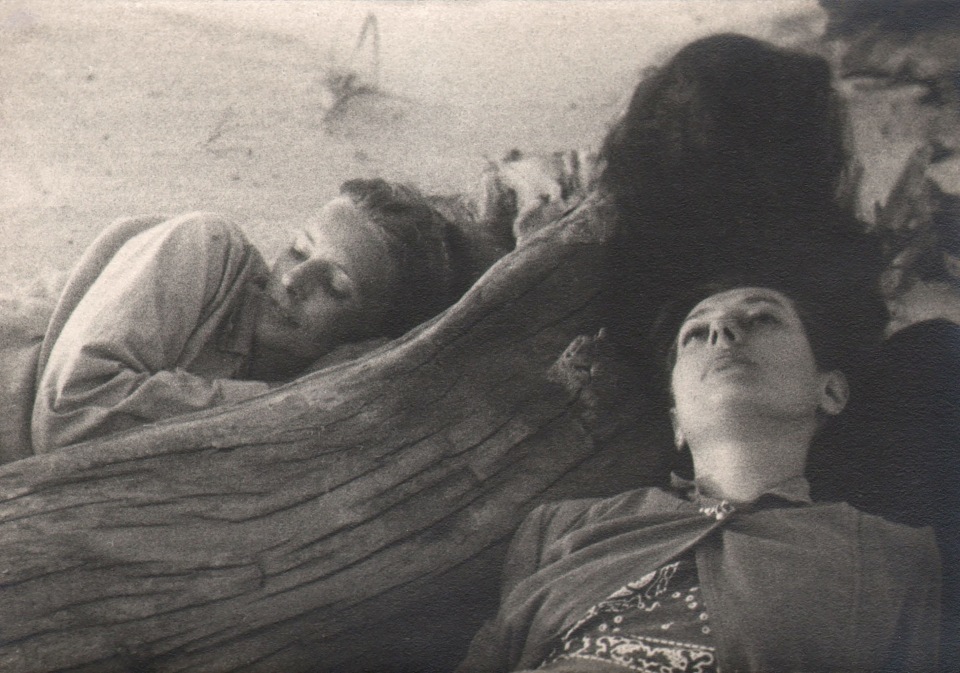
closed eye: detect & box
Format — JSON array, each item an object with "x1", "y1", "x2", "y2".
[
  {"x1": 747, "y1": 311, "x2": 781, "y2": 327},
  {"x1": 321, "y1": 267, "x2": 354, "y2": 301},
  {"x1": 289, "y1": 246, "x2": 309, "y2": 263},
  {"x1": 679, "y1": 324, "x2": 709, "y2": 346}
]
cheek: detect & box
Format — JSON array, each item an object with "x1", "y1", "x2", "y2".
[
  {"x1": 297, "y1": 297, "x2": 372, "y2": 346},
  {"x1": 297, "y1": 301, "x2": 341, "y2": 338},
  {"x1": 782, "y1": 338, "x2": 821, "y2": 379},
  {"x1": 669, "y1": 361, "x2": 698, "y2": 405},
  {"x1": 271, "y1": 253, "x2": 296, "y2": 278}
]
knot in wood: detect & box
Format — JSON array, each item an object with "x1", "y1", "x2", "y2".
[{"x1": 548, "y1": 328, "x2": 609, "y2": 402}]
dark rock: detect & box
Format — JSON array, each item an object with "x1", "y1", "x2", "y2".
[
  {"x1": 820, "y1": 0, "x2": 960, "y2": 37},
  {"x1": 838, "y1": 26, "x2": 960, "y2": 82}
]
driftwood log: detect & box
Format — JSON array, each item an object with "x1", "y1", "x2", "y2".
[{"x1": 0, "y1": 199, "x2": 670, "y2": 673}]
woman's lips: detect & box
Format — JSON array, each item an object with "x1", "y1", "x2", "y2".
[
  {"x1": 704, "y1": 353, "x2": 755, "y2": 378},
  {"x1": 264, "y1": 291, "x2": 300, "y2": 328}
]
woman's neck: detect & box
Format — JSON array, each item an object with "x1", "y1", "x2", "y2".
[
  {"x1": 246, "y1": 344, "x2": 311, "y2": 382},
  {"x1": 687, "y1": 418, "x2": 812, "y2": 503}
]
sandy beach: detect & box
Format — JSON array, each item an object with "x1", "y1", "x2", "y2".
[{"x1": 1, "y1": 1, "x2": 825, "y2": 289}]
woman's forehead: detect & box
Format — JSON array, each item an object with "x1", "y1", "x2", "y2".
[
  {"x1": 305, "y1": 197, "x2": 365, "y2": 235},
  {"x1": 683, "y1": 287, "x2": 796, "y2": 322},
  {"x1": 300, "y1": 199, "x2": 396, "y2": 288},
  {"x1": 303, "y1": 199, "x2": 383, "y2": 248}
]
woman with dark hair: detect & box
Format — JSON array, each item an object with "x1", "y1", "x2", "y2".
[
  {"x1": 594, "y1": 33, "x2": 872, "y2": 374},
  {"x1": 595, "y1": 31, "x2": 960, "y2": 671},
  {"x1": 577, "y1": 33, "x2": 960, "y2": 668},
  {"x1": 27, "y1": 178, "x2": 460, "y2": 454},
  {"x1": 456, "y1": 277, "x2": 940, "y2": 673}
]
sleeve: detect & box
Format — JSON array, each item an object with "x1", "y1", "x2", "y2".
[
  {"x1": 32, "y1": 213, "x2": 271, "y2": 452},
  {"x1": 0, "y1": 339, "x2": 42, "y2": 464},
  {"x1": 455, "y1": 505, "x2": 553, "y2": 673},
  {"x1": 864, "y1": 519, "x2": 942, "y2": 673},
  {"x1": 456, "y1": 501, "x2": 593, "y2": 673}
]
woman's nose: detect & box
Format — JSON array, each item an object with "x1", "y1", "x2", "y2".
[
  {"x1": 709, "y1": 319, "x2": 740, "y2": 346},
  {"x1": 281, "y1": 261, "x2": 316, "y2": 300}
]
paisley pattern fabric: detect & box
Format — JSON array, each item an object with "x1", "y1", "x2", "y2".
[{"x1": 540, "y1": 554, "x2": 717, "y2": 673}]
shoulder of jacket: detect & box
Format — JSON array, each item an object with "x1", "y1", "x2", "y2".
[
  {"x1": 531, "y1": 487, "x2": 660, "y2": 531},
  {"x1": 857, "y1": 508, "x2": 937, "y2": 548},
  {"x1": 526, "y1": 498, "x2": 596, "y2": 529},
  {"x1": 159, "y1": 212, "x2": 248, "y2": 244},
  {"x1": 814, "y1": 504, "x2": 940, "y2": 581}
]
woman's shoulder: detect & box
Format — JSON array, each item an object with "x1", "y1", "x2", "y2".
[
  {"x1": 802, "y1": 500, "x2": 939, "y2": 566},
  {"x1": 122, "y1": 213, "x2": 263, "y2": 280},
  {"x1": 527, "y1": 486, "x2": 672, "y2": 534},
  {"x1": 853, "y1": 504, "x2": 939, "y2": 552},
  {"x1": 87, "y1": 213, "x2": 255, "y2": 275},
  {"x1": 145, "y1": 212, "x2": 251, "y2": 248}
]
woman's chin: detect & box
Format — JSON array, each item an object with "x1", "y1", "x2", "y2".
[{"x1": 253, "y1": 326, "x2": 329, "y2": 367}]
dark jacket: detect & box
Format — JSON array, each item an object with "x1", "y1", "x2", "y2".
[{"x1": 458, "y1": 478, "x2": 941, "y2": 673}]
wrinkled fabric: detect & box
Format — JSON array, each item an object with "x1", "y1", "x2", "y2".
[
  {"x1": 0, "y1": 339, "x2": 42, "y2": 463},
  {"x1": 32, "y1": 213, "x2": 271, "y2": 452},
  {"x1": 457, "y1": 478, "x2": 941, "y2": 673}
]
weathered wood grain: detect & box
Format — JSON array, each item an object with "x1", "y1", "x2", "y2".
[{"x1": 0, "y1": 200, "x2": 670, "y2": 673}]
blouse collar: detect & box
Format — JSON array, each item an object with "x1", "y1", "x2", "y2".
[{"x1": 670, "y1": 472, "x2": 813, "y2": 510}]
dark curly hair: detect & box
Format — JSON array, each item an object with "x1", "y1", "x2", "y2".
[
  {"x1": 599, "y1": 33, "x2": 851, "y2": 224},
  {"x1": 597, "y1": 34, "x2": 875, "y2": 381},
  {"x1": 339, "y1": 178, "x2": 458, "y2": 338}
]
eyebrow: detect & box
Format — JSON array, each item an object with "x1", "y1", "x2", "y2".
[
  {"x1": 294, "y1": 231, "x2": 359, "y2": 287},
  {"x1": 683, "y1": 294, "x2": 787, "y2": 322}
]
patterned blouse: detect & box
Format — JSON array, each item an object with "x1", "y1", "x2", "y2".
[{"x1": 539, "y1": 552, "x2": 716, "y2": 673}]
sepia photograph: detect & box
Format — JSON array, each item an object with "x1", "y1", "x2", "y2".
[{"x1": 0, "y1": 1, "x2": 958, "y2": 671}]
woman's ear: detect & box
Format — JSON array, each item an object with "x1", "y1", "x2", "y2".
[
  {"x1": 818, "y1": 370, "x2": 849, "y2": 417},
  {"x1": 669, "y1": 408, "x2": 685, "y2": 450}
]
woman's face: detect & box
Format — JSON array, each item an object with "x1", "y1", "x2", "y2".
[
  {"x1": 254, "y1": 197, "x2": 399, "y2": 361},
  {"x1": 670, "y1": 287, "x2": 841, "y2": 434}
]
